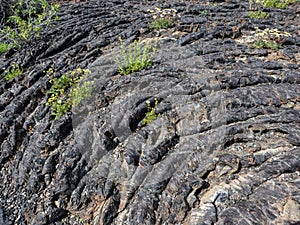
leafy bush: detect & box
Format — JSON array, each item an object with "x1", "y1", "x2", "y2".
[
  {"x1": 251, "y1": 27, "x2": 291, "y2": 50},
  {"x1": 142, "y1": 98, "x2": 158, "y2": 125},
  {"x1": 253, "y1": 40, "x2": 280, "y2": 50},
  {"x1": 46, "y1": 68, "x2": 93, "y2": 119},
  {"x1": 115, "y1": 38, "x2": 157, "y2": 75},
  {"x1": 248, "y1": 10, "x2": 269, "y2": 19},
  {"x1": 260, "y1": 0, "x2": 297, "y2": 8},
  {"x1": 70, "y1": 80, "x2": 94, "y2": 107},
  {"x1": 148, "y1": 8, "x2": 179, "y2": 30},
  {"x1": 201, "y1": 10, "x2": 208, "y2": 16},
  {"x1": 151, "y1": 18, "x2": 173, "y2": 30},
  {"x1": 0, "y1": 0, "x2": 59, "y2": 48},
  {"x1": 0, "y1": 42, "x2": 11, "y2": 53},
  {"x1": 250, "y1": 0, "x2": 297, "y2": 9},
  {"x1": 2, "y1": 63, "x2": 23, "y2": 80}
]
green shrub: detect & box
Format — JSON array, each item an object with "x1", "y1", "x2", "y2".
[
  {"x1": 115, "y1": 38, "x2": 156, "y2": 75},
  {"x1": 70, "y1": 81, "x2": 94, "y2": 107},
  {"x1": 2, "y1": 63, "x2": 23, "y2": 80},
  {"x1": 250, "y1": 0, "x2": 297, "y2": 9},
  {"x1": 201, "y1": 10, "x2": 208, "y2": 16},
  {"x1": 253, "y1": 40, "x2": 280, "y2": 50},
  {"x1": 260, "y1": 0, "x2": 297, "y2": 8},
  {"x1": 142, "y1": 98, "x2": 158, "y2": 125},
  {"x1": 0, "y1": 0, "x2": 59, "y2": 48},
  {"x1": 251, "y1": 27, "x2": 291, "y2": 50},
  {"x1": 0, "y1": 42, "x2": 11, "y2": 53},
  {"x1": 248, "y1": 10, "x2": 269, "y2": 19},
  {"x1": 150, "y1": 18, "x2": 173, "y2": 30},
  {"x1": 46, "y1": 68, "x2": 93, "y2": 119},
  {"x1": 148, "y1": 8, "x2": 179, "y2": 30}
]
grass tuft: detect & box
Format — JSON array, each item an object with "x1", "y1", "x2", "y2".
[
  {"x1": 115, "y1": 38, "x2": 156, "y2": 76},
  {"x1": 2, "y1": 63, "x2": 23, "y2": 80},
  {"x1": 248, "y1": 10, "x2": 269, "y2": 19},
  {"x1": 250, "y1": 0, "x2": 298, "y2": 9},
  {"x1": 46, "y1": 68, "x2": 93, "y2": 119},
  {"x1": 0, "y1": 0, "x2": 59, "y2": 48},
  {"x1": 142, "y1": 98, "x2": 159, "y2": 125},
  {"x1": 0, "y1": 42, "x2": 11, "y2": 53},
  {"x1": 148, "y1": 8, "x2": 179, "y2": 30}
]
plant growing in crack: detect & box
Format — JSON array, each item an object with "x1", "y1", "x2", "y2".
[
  {"x1": 2, "y1": 63, "x2": 23, "y2": 80},
  {"x1": 251, "y1": 27, "x2": 291, "y2": 50},
  {"x1": 115, "y1": 37, "x2": 157, "y2": 75},
  {"x1": 0, "y1": 42, "x2": 11, "y2": 54},
  {"x1": 201, "y1": 10, "x2": 208, "y2": 16},
  {"x1": 0, "y1": 0, "x2": 59, "y2": 48},
  {"x1": 62, "y1": 212, "x2": 90, "y2": 225},
  {"x1": 46, "y1": 68, "x2": 93, "y2": 119},
  {"x1": 148, "y1": 7, "x2": 179, "y2": 30},
  {"x1": 248, "y1": 10, "x2": 269, "y2": 19},
  {"x1": 248, "y1": 0, "x2": 297, "y2": 19},
  {"x1": 249, "y1": 0, "x2": 297, "y2": 10},
  {"x1": 142, "y1": 98, "x2": 159, "y2": 125}
]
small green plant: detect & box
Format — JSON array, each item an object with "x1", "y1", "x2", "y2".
[
  {"x1": 62, "y1": 212, "x2": 89, "y2": 225},
  {"x1": 253, "y1": 40, "x2": 280, "y2": 50},
  {"x1": 151, "y1": 18, "x2": 173, "y2": 30},
  {"x1": 250, "y1": 0, "x2": 297, "y2": 9},
  {"x1": 142, "y1": 98, "x2": 158, "y2": 125},
  {"x1": 2, "y1": 63, "x2": 23, "y2": 80},
  {"x1": 148, "y1": 8, "x2": 179, "y2": 30},
  {"x1": 0, "y1": 42, "x2": 11, "y2": 53},
  {"x1": 261, "y1": 0, "x2": 297, "y2": 8},
  {"x1": 70, "y1": 80, "x2": 94, "y2": 107},
  {"x1": 46, "y1": 68, "x2": 93, "y2": 119},
  {"x1": 115, "y1": 38, "x2": 156, "y2": 76},
  {"x1": 0, "y1": 0, "x2": 59, "y2": 48},
  {"x1": 248, "y1": 10, "x2": 269, "y2": 19},
  {"x1": 251, "y1": 27, "x2": 291, "y2": 50},
  {"x1": 201, "y1": 10, "x2": 208, "y2": 16}
]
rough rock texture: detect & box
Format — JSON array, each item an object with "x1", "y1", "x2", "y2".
[{"x1": 0, "y1": 0, "x2": 300, "y2": 224}]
